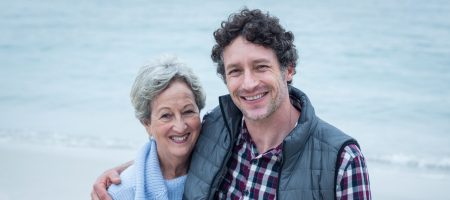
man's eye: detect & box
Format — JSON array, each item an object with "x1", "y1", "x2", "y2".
[
  {"x1": 257, "y1": 65, "x2": 269, "y2": 70},
  {"x1": 228, "y1": 69, "x2": 240, "y2": 76}
]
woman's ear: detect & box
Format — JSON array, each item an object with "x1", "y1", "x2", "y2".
[{"x1": 142, "y1": 119, "x2": 153, "y2": 137}]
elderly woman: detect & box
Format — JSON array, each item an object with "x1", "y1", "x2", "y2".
[{"x1": 106, "y1": 56, "x2": 205, "y2": 200}]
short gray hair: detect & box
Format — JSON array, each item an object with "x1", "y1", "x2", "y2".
[{"x1": 130, "y1": 56, "x2": 206, "y2": 124}]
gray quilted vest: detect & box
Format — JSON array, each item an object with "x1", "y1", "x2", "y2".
[{"x1": 184, "y1": 86, "x2": 358, "y2": 200}]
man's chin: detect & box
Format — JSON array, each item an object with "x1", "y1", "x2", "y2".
[{"x1": 243, "y1": 110, "x2": 269, "y2": 121}]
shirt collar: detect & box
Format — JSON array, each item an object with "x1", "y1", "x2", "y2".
[{"x1": 237, "y1": 118, "x2": 283, "y2": 160}]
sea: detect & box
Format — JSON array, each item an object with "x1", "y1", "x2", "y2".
[{"x1": 1, "y1": 0, "x2": 449, "y2": 178}]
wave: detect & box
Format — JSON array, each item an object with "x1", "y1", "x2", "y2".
[
  {"x1": 369, "y1": 153, "x2": 450, "y2": 172},
  {"x1": 2, "y1": 128, "x2": 450, "y2": 172},
  {"x1": 0, "y1": 128, "x2": 141, "y2": 150}
]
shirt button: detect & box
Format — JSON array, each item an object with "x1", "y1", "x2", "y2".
[{"x1": 244, "y1": 190, "x2": 249, "y2": 196}]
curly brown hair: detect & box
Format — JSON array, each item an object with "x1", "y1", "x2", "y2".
[{"x1": 211, "y1": 8, "x2": 298, "y2": 84}]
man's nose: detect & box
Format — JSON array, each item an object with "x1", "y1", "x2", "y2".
[{"x1": 242, "y1": 71, "x2": 258, "y2": 91}]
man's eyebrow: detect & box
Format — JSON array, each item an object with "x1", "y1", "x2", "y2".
[
  {"x1": 252, "y1": 58, "x2": 271, "y2": 64},
  {"x1": 225, "y1": 63, "x2": 240, "y2": 70}
]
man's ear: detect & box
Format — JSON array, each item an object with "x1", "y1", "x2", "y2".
[{"x1": 285, "y1": 64, "x2": 295, "y2": 82}]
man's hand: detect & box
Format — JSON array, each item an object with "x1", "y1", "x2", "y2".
[{"x1": 90, "y1": 161, "x2": 134, "y2": 200}]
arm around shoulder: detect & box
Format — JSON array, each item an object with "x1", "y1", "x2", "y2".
[
  {"x1": 91, "y1": 160, "x2": 134, "y2": 200},
  {"x1": 107, "y1": 164, "x2": 136, "y2": 200}
]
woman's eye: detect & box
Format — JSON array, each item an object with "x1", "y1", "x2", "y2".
[
  {"x1": 160, "y1": 113, "x2": 172, "y2": 119},
  {"x1": 184, "y1": 110, "x2": 196, "y2": 115}
]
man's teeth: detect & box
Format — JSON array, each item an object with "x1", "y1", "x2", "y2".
[
  {"x1": 171, "y1": 135, "x2": 188, "y2": 142},
  {"x1": 245, "y1": 93, "x2": 263, "y2": 101}
]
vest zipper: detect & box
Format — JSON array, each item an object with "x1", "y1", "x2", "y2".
[
  {"x1": 206, "y1": 99, "x2": 238, "y2": 199},
  {"x1": 276, "y1": 140, "x2": 286, "y2": 199}
]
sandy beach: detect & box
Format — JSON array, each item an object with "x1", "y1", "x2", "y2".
[
  {"x1": 369, "y1": 160, "x2": 450, "y2": 199},
  {"x1": 0, "y1": 141, "x2": 137, "y2": 200},
  {"x1": 1, "y1": 140, "x2": 449, "y2": 200}
]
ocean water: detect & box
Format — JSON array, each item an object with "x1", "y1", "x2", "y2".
[{"x1": 1, "y1": 0, "x2": 449, "y2": 174}]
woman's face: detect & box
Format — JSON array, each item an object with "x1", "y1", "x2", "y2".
[{"x1": 144, "y1": 79, "x2": 201, "y2": 163}]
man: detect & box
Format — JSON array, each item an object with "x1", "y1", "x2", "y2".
[{"x1": 92, "y1": 8, "x2": 371, "y2": 200}]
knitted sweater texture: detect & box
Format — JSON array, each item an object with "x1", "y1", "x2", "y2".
[{"x1": 108, "y1": 139, "x2": 186, "y2": 200}]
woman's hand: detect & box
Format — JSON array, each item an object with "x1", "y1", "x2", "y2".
[{"x1": 90, "y1": 160, "x2": 133, "y2": 200}]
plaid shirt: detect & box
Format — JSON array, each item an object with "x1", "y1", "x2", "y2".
[
  {"x1": 215, "y1": 121, "x2": 282, "y2": 199},
  {"x1": 216, "y1": 121, "x2": 371, "y2": 200},
  {"x1": 336, "y1": 144, "x2": 371, "y2": 200}
]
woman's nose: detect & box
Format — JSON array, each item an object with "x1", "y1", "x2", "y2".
[{"x1": 172, "y1": 118, "x2": 187, "y2": 132}]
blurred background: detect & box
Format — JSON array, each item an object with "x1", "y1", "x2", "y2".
[{"x1": 1, "y1": 0, "x2": 449, "y2": 199}]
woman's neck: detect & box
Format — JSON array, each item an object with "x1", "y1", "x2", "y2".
[{"x1": 158, "y1": 155, "x2": 189, "y2": 180}]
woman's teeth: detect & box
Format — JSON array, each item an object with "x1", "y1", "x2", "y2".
[{"x1": 170, "y1": 134, "x2": 188, "y2": 142}]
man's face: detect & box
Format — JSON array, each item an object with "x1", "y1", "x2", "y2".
[{"x1": 222, "y1": 36, "x2": 293, "y2": 121}]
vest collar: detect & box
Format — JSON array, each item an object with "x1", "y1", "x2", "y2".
[{"x1": 218, "y1": 86, "x2": 317, "y2": 164}]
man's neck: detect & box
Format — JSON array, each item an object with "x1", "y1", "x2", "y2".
[{"x1": 245, "y1": 99, "x2": 300, "y2": 154}]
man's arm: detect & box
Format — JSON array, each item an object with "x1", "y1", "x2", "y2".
[
  {"x1": 336, "y1": 144, "x2": 371, "y2": 200},
  {"x1": 91, "y1": 160, "x2": 134, "y2": 200}
]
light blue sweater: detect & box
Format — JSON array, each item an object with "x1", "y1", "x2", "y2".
[{"x1": 108, "y1": 139, "x2": 186, "y2": 200}]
